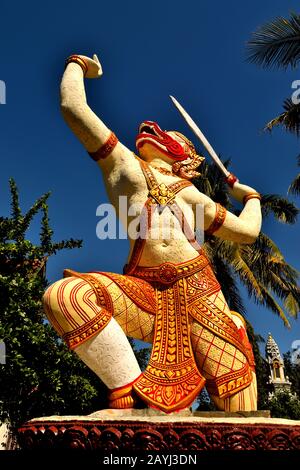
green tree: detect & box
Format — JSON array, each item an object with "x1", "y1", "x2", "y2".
[
  {"x1": 268, "y1": 390, "x2": 300, "y2": 419},
  {"x1": 196, "y1": 388, "x2": 217, "y2": 412},
  {"x1": 0, "y1": 180, "x2": 148, "y2": 431},
  {"x1": 246, "y1": 12, "x2": 300, "y2": 194},
  {"x1": 283, "y1": 351, "x2": 300, "y2": 397},
  {"x1": 244, "y1": 321, "x2": 269, "y2": 409}
]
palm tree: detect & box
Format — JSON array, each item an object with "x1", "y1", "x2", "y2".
[
  {"x1": 246, "y1": 12, "x2": 300, "y2": 192},
  {"x1": 193, "y1": 160, "x2": 300, "y2": 328}
]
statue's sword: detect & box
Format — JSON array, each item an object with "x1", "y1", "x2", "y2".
[{"x1": 170, "y1": 95, "x2": 238, "y2": 187}]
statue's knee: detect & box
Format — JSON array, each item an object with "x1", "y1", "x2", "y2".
[{"x1": 43, "y1": 277, "x2": 77, "y2": 324}]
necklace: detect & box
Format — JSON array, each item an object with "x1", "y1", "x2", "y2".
[
  {"x1": 150, "y1": 165, "x2": 177, "y2": 177},
  {"x1": 134, "y1": 154, "x2": 180, "y2": 178}
]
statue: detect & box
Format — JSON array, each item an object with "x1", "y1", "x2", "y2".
[{"x1": 43, "y1": 54, "x2": 262, "y2": 413}]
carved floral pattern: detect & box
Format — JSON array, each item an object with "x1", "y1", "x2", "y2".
[{"x1": 18, "y1": 420, "x2": 300, "y2": 451}]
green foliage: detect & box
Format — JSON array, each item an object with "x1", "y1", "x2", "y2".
[
  {"x1": 244, "y1": 321, "x2": 269, "y2": 409},
  {"x1": 265, "y1": 99, "x2": 300, "y2": 136},
  {"x1": 268, "y1": 390, "x2": 300, "y2": 419},
  {"x1": 0, "y1": 180, "x2": 109, "y2": 429},
  {"x1": 196, "y1": 388, "x2": 217, "y2": 412},
  {"x1": 289, "y1": 155, "x2": 300, "y2": 196},
  {"x1": 247, "y1": 13, "x2": 300, "y2": 69},
  {"x1": 128, "y1": 338, "x2": 150, "y2": 371},
  {"x1": 0, "y1": 180, "x2": 143, "y2": 430},
  {"x1": 283, "y1": 351, "x2": 300, "y2": 396},
  {"x1": 247, "y1": 12, "x2": 300, "y2": 192}
]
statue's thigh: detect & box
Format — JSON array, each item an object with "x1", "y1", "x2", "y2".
[
  {"x1": 92, "y1": 273, "x2": 155, "y2": 344},
  {"x1": 190, "y1": 320, "x2": 247, "y2": 380}
]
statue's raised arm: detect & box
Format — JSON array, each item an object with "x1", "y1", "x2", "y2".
[{"x1": 60, "y1": 54, "x2": 133, "y2": 170}]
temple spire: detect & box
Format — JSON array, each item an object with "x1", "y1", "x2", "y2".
[{"x1": 265, "y1": 333, "x2": 291, "y2": 394}]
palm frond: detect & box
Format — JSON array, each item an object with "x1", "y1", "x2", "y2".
[
  {"x1": 193, "y1": 159, "x2": 231, "y2": 207},
  {"x1": 259, "y1": 285, "x2": 291, "y2": 328},
  {"x1": 230, "y1": 251, "x2": 263, "y2": 301},
  {"x1": 247, "y1": 13, "x2": 300, "y2": 69},
  {"x1": 284, "y1": 292, "x2": 300, "y2": 317},
  {"x1": 209, "y1": 252, "x2": 246, "y2": 314},
  {"x1": 288, "y1": 172, "x2": 300, "y2": 195},
  {"x1": 265, "y1": 99, "x2": 300, "y2": 135},
  {"x1": 261, "y1": 193, "x2": 299, "y2": 223},
  {"x1": 252, "y1": 233, "x2": 284, "y2": 262}
]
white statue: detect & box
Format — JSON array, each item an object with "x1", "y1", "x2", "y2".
[{"x1": 43, "y1": 54, "x2": 262, "y2": 413}]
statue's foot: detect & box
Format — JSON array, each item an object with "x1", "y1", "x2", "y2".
[{"x1": 108, "y1": 386, "x2": 146, "y2": 410}]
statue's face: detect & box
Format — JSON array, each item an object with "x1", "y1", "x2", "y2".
[{"x1": 136, "y1": 121, "x2": 191, "y2": 163}]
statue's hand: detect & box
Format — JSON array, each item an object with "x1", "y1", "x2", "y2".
[
  {"x1": 79, "y1": 54, "x2": 103, "y2": 78},
  {"x1": 228, "y1": 182, "x2": 260, "y2": 204}
]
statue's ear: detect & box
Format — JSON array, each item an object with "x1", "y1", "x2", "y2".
[{"x1": 172, "y1": 154, "x2": 204, "y2": 179}]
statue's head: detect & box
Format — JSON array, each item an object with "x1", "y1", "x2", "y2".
[{"x1": 136, "y1": 121, "x2": 204, "y2": 179}]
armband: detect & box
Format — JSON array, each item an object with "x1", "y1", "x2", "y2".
[
  {"x1": 88, "y1": 132, "x2": 118, "y2": 161},
  {"x1": 243, "y1": 193, "x2": 261, "y2": 205},
  {"x1": 205, "y1": 203, "x2": 227, "y2": 236},
  {"x1": 65, "y1": 55, "x2": 88, "y2": 76}
]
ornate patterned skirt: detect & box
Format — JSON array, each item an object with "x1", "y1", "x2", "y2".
[{"x1": 47, "y1": 252, "x2": 255, "y2": 413}]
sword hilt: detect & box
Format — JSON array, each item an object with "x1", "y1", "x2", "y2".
[{"x1": 226, "y1": 173, "x2": 239, "y2": 188}]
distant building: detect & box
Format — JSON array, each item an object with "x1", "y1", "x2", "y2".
[{"x1": 265, "y1": 333, "x2": 291, "y2": 395}]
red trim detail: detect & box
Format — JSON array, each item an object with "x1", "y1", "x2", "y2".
[
  {"x1": 226, "y1": 173, "x2": 239, "y2": 188},
  {"x1": 88, "y1": 132, "x2": 118, "y2": 161},
  {"x1": 205, "y1": 203, "x2": 227, "y2": 236},
  {"x1": 136, "y1": 121, "x2": 189, "y2": 161}
]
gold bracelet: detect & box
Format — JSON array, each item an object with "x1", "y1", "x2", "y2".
[
  {"x1": 243, "y1": 193, "x2": 261, "y2": 205},
  {"x1": 65, "y1": 55, "x2": 88, "y2": 76}
]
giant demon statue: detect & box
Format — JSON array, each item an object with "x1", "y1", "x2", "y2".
[{"x1": 43, "y1": 54, "x2": 262, "y2": 413}]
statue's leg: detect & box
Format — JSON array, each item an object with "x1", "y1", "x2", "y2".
[
  {"x1": 191, "y1": 320, "x2": 257, "y2": 412},
  {"x1": 209, "y1": 371, "x2": 257, "y2": 412},
  {"x1": 43, "y1": 274, "x2": 155, "y2": 408}
]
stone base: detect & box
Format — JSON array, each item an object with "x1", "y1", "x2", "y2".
[{"x1": 18, "y1": 409, "x2": 300, "y2": 451}]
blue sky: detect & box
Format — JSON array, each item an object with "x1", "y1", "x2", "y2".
[{"x1": 0, "y1": 0, "x2": 299, "y2": 356}]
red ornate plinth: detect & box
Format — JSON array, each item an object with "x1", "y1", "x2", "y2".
[{"x1": 18, "y1": 411, "x2": 300, "y2": 451}]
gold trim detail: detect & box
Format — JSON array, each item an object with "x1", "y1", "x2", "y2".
[
  {"x1": 133, "y1": 278, "x2": 205, "y2": 413},
  {"x1": 206, "y1": 364, "x2": 252, "y2": 399}
]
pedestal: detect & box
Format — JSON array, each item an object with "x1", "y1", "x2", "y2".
[{"x1": 18, "y1": 409, "x2": 300, "y2": 451}]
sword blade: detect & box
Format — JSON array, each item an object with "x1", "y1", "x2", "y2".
[{"x1": 170, "y1": 95, "x2": 230, "y2": 177}]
